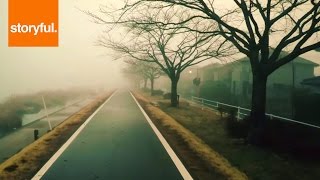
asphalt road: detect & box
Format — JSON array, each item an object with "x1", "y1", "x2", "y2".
[
  {"x1": 36, "y1": 90, "x2": 187, "y2": 180},
  {"x1": 0, "y1": 97, "x2": 95, "y2": 164}
]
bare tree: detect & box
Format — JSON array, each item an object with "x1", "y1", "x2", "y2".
[
  {"x1": 122, "y1": 63, "x2": 146, "y2": 89},
  {"x1": 94, "y1": 9, "x2": 231, "y2": 107},
  {"x1": 143, "y1": 62, "x2": 163, "y2": 96},
  {"x1": 101, "y1": 0, "x2": 320, "y2": 144},
  {"x1": 124, "y1": 60, "x2": 163, "y2": 95}
]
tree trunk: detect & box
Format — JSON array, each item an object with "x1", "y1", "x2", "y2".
[
  {"x1": 247, "y1": 73, "x2": 268, "y2": 145},
  {"x1": 150, "y1": 78, "x2": 154, "y2": 96},
  {"x1": 170, "y1": 78, "x2": 179, "y2": 107},
  {"x1": 143, "y1": 78, "x2": 147, "y2": 89}
]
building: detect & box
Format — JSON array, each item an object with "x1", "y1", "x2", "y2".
[{"x1": 200, "y1": 53, "x2": 319, "y2": 117}]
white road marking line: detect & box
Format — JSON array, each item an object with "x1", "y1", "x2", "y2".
[
  {"x1": 130, "y1": 92, "x2": 193, "y2": 180},
  {"x1": 32, "y1": 91, "x2": 117, "y2": 180}
]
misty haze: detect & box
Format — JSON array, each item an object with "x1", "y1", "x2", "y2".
[{"x1": 1, "y1": 0, "x2": 320, "y2": 180}]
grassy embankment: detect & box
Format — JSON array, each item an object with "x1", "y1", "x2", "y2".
[
  {"x1": 0, "y1": 89, "x2": 95, "y2": 135},
  {"x1": 0, "y1": 91, "x2": 113, "y2": 180},
  {"x1": 134, "y1": 92, "x2": 247, "y2": 180},
  {"x1": 135, "y1": 91, "x2": 320, "y2": 180}
]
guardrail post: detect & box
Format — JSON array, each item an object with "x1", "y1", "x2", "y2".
[{"x1": 237, "y1": 107, "x2": 240, "y2": 120}]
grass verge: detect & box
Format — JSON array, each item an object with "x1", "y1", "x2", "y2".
[
  {"x1": 136, "y1": 92, "x2": 320, "y2": 180},
  {"x1": 0, "y1": 92, "x2": 113, "y2": 180},
  {"x1": 133, "y1": 92, "x2": 248, "y2": 180}
]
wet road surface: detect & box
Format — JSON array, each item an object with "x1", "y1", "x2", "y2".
[{"x1": 34, "y1": 90, "x2": 190, "y2": 180}]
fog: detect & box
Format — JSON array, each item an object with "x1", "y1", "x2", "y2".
[
  {"x1": 0, "y1": 0, "x2": 127, "y2": 101},
  {"x1": 0, "y1": 0, "x2": 319, "y2": 101}
]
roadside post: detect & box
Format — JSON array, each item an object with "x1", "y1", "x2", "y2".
[
  {"x1": 34, "y1": 129, "x2": 39, "y2": 140},
  {"x1": 42, "y1": 95, "x2": 52, "y2": 131}
]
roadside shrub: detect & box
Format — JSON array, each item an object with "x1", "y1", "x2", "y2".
[
  {"x1": 225, "y1": 110, "x2": 251, "y2": 139},
  {"x1": 262, "y1": 118, "x2": 320, "y2": 158},
  {"x1": 218, "y1": 105, "x2": 235, "y2": 115},
  {"x1": 294, "y1": 88, "x2": 320, "y2": 126},
  {"x1": 223, "y1": 109, "x2": 320, "y2": 159},
  {"x1": 217, "y1": 107, "x2": 224, "y2": 117},
  {"x1": 163, "y1": 93, "x2": 171, "y2": 99},
  {"x1": 141, "y1": 87, "x2": 150, "y2": 93},
  {"x1": 152, "y1": 89, "x2": 164, "y2": 96}
]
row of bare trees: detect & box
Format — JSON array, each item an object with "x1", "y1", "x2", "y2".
[
  {"x1": 95, "y1": 10, "x2": 231, "y2": 106},
  {"x1": 122, "y1": 60, "x2": 163, "y2": 95},
  {"x1": 88, "y1": 0, "x2": 320, "y2": 144}
]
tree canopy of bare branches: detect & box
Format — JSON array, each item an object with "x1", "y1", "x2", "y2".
[
  {"x1": 93, "y1": 8, "x2": 232, "y2": 106},
  {"x1": 89, "y1": 0, "x2": 320, "y2": 144},
  {"x1": 123, "y1": 60, "x2": 163, "y2": 95}
]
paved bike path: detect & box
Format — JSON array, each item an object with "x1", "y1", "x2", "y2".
[{"x1": 34, "y1": 90, "x2": 188, "y2": 180}]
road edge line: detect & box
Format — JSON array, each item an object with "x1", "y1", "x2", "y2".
[
  {"x1": 31, "y1": 91, "x2": 117, "y2": 180},
  {"x1": 130, "y1": 92, "x2": 193, "y2": 180}
]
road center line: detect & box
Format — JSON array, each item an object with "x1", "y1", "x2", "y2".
[
  {"x1": 32, "y1": 91, "x2": 117, "y2": 180},
  {"x1": 130, "y1": 92, "x2": 193, "y2": 180}
]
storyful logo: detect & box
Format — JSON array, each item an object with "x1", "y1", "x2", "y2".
[{"x1": 8, "y1": 0, "x2": 59, "y2": 47}]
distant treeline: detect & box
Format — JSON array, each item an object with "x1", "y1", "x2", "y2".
[{"x1": 0, "y1": 89, "x2": 94, "y2": 136}]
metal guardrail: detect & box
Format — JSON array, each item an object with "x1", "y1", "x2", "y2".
[{"x1": 191, "y1": 96, "x2": 320, "y2": 129}]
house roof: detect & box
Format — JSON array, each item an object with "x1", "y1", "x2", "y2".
[
  {"x1": 203, "y1": 50, "x2": 319, "y2": 69},
  {"x1": 301, "y1": 76, "x2": 320, "y2": 86},
  {"x1": 202, "y1": 63, "x2": 222, "y2": 70},
  {"x1": 293, "y1": 57, "x2": 319, "y2": 66},
  {"x1": 236, "y1": 55, "x2": 318, "y2": 66}
]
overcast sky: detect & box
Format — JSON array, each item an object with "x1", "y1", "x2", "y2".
[
  {"x1": 0, "y1": 0, "x2": 319, "y2": 101},
  {"x1": 0, "y1": 0, "x2": 127, "y2": 101}
]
